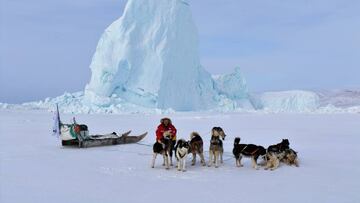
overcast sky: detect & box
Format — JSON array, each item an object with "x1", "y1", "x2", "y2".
[{"x1": 1, "y1": 0, "x2": 359, "y2": 103}]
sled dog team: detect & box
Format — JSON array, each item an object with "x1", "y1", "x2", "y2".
[{"x1": 151, "y1": 118, "x2": 299, "y2": 172}]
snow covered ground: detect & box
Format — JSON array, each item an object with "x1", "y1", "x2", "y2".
[{"x1": 1, "y1": 109, "x2": 360, "y2": 203}]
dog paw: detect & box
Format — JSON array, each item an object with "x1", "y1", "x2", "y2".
[
  {"x1": 177, "y1": 168, "x2": 181, "y2": 171},
  {"x1": 215, "y1": 165, "x2": 219, "y2": 168},
  {"x1": 182, "y1": 170, "x2": 187, "y2": 172},
  {"x1": 191, "y1": 163, "x2": 195, "y2": 166}
]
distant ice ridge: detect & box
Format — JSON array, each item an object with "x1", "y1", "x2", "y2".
[
  {"x1": 2, "y1": 89, "x2": 360, "y2": 114},
  {"x1": 84, "y1": 0, "x2": 220, "y2": 111},
  {"x1": 253, "y1": 91, "x2": 320, "y2": 113},
  {"x1": 1, "y1": 92, "x2": 175, "y2": 114}
]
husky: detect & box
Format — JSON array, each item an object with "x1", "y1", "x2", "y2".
[
  {"x1": 208, "y1": 127, "x2": 226, "y2": 168},
  {"x1": 282, "y1": 148, "x2": 299, "y2": 167},
  {"x1": 232, "y1": 137, "x2": 266, "y2": 170},
  {"x1": 265, "y1": 139, "x2": 291, "y2": 170},
  {"x1": 267, "y1": 139, "x2": 290, "y2": 153},
  {"x1": 174, "y1": 139, "x2": 190, "y2": 172},
  {"x1": 151, "y1": 134, "x2": 172, "y2": 169},
  {"x1": 264, "y1": 151, "x2": 285, "y2": 170},
  {"x1": 189, "y1": 132, "x2": 206, "y2": 166}
]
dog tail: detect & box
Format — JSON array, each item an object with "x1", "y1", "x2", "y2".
[{"x1": 234, "y1": 137, "x2": 241, "y2": 145}]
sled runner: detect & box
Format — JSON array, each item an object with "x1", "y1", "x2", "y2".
[{"x1": 53, "y1": 104, "x2": 147, "y2": 148}]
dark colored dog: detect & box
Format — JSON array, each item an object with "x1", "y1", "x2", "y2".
[
  {"x1": 267, "y1": 139, "x2": 290, "y2": 153},
  {"x1": 189, "y1": 132, "x2": 206, "y2": 166},
  {"x1": 151, "y1": 135, "x2": 172, "y2": 169},
  {"x1": 232, "y1": 137, "x2": 267, "y2": 169}
]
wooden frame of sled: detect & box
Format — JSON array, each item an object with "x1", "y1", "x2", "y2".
[{"x1": 61, "y1": 129, "x2": 147, "y2": 148}]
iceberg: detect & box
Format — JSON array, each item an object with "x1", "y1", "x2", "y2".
[
  {"x1": 84, "y1": 0, "x2": 218, "y2": 111},
  {"x1": 258, "y1": 90, "x2": 320, "y2": 113}
]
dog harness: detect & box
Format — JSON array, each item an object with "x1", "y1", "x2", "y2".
[{"x1": 241, "y1": 145, "x2": 260, "y2": 155}]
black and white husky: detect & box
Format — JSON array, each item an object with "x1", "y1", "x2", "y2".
[
  {"x1": 232, "y1": 137, "x2": 267, "y2": 170},
  {"x1": 175, "y1": 139, "x2": 190, "y2": 172},
  {"x1": 151, "y1": 135, "x2": 172, "y2": 169}
]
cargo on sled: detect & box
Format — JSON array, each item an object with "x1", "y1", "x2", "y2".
[{"x1": 52, "y1": 104, "x2": 147, "y2": 148}]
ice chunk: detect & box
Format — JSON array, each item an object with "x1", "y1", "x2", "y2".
[
  {"x1": 214, "y1": 67, "x2": 248, "y2": 100},
  {"x1": 213, "y1": 67, "x2": 253, "y2": 109}
]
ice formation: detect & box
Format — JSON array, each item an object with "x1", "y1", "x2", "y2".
[
  {"x1": 84, "y1": 0, "x2": 218, "y2": 111},
  {"x1": 214, "y1": 67, "x2": 248, "y2": 100},
  {"x1": 258, "y1": 91, "x2": 320, "y2": 113}
]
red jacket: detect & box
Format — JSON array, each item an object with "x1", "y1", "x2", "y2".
[{"x1": 156, "y1": 123, "x2": 177, "y2": 141}]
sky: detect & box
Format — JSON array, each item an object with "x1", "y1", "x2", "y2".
[{"x1": 1, "y1": 0, "x2": 359, "y2": 103}]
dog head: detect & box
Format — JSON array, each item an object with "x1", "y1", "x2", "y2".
[
  {"x1": 281, "y1": 139, "x2": 290, "y2": 148},
  {"x1": 161, "y1": 134, "x2": 171, "y2": 145},
  {"x1": 177, "y1": 139, "x2": 190, "y2": 152},
  {"x1": 212, "y1": 127, "x2": 226, "y2": 140},
  {"x1": 234, "y1": 137, "x2": 241, "y2": 145},
  {"x1": 163, "y1": 130, "x2": 172, "y2": 139},
  {"x1": 181, "y1": 141, "x2": 190, "y2": 150}
]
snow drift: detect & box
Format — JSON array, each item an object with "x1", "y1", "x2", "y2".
[{"x1": 84, "y1": 0, "x2": 218, "y2": 111}]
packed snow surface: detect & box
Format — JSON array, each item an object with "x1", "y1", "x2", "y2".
[{"x1": 1, "y1": 109, "x2": 360, "y2": 203}]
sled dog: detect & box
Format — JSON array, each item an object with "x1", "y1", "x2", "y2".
[
  {"x1": 208, "y1": 127, "x2": 226, "y2": 168},
  {"x1": 151, "y1": 134, "x2": 172, "y2": 169},
  {"x1": 189, "y1": 132, "x2": 206, "y2": 166},
  {"x1": 232, "y1": 137, "x2": 266, "y2": 169},
  {"x1": 175, "y1": 139, "x2": 190, "y2": 172},
  {"x1": 265, "y1": 139, "x2": 291, "y2": 170},
  {"x1": 282, "y1": 148, "x2": 299, "y2": 167}
]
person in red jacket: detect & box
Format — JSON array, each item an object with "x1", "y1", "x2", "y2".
[{"x1": 156, "y1": 117, "x2": 177, "y2": 148}]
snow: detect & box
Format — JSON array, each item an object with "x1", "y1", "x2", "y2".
[
  {"x1": 85, "y1": 0, "x2": 219, "y2": 111},
  {"x1": 1, "y1": 109, "x2": 360, "y2": 203}
]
